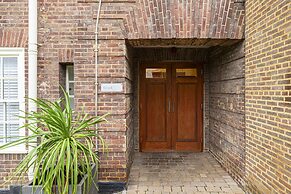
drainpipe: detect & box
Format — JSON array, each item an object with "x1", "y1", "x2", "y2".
[
  {"x1": 28, "y1": 0, "x2": 38, "y2": 181},
  {"x1": 95, "y1": 0, "x2": 102, "y2": 150}
]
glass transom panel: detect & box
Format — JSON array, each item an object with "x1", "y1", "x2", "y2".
[
  {"x1": 176, "y1": 68, "x2": 197, "y2": 77},
  {"x1": 146, "y1": 68, "x2": 166, "y2": 78}
]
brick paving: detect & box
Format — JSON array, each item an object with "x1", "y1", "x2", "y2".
[{"x1": 126, "y1": 152, "x2": 245, "y2": 194}]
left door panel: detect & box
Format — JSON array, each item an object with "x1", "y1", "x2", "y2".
[{"x1": 140, "y1": 64, "x2": 172, "y2": 151}]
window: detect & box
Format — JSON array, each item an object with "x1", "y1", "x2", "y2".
[
  {"x1": 66, "y1": 65, "x2": 74, "y2": 109},
  {"x1": 0, "y1": 48, "x2": 25, "y2": 153},
  {"x1": 176, "y1": 68, "x2": 197, "y2": 77},
  {"x1": 146, "y1": 68, "x2": 167, "y2": 78}
]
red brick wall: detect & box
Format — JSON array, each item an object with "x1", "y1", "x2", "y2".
[
  {"x1": 0, "y1": 0, "x2": 28, "y2": 47},
  {"x1": 36, "y1": 0, "x2": 245, "y2": 183},
  {"x1": 0, "y1": 0, "x2": 246, "y2": 186},
  {"x1": 0, "y1": 154, "x2": 27, "y2": 188}
]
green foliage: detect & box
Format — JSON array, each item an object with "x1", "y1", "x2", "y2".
[{"x1": 0, "y1": 88, "x2": 107, "y2": 194}]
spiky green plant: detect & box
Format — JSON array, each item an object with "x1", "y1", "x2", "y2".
[{"x1": 0, "y1": 88, "x2": 107, "y2": 194}]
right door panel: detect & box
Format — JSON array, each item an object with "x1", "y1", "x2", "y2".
[{"x1": 172, "y1": 64, "x2": 203, "y2": 151}]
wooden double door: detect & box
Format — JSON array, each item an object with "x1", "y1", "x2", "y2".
[{"x1": 140, "y1": 62, "x2": 203, "y2": 152}]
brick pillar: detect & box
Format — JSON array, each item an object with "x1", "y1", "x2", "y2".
[{"x1": 97, "y1": 39, "x2": 134, "y2": 182}]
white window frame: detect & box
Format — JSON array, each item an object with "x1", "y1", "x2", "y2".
[
  {"x1": 0, "y1": 48, "x2": 26, "y2": 154},
  {"x1": 66, "y1": 65, "x2": 74, "y2": 109}
]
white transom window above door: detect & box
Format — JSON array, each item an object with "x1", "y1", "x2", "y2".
[{"x1": 0, "y1": 48, "x2": 25, "y2": 153}]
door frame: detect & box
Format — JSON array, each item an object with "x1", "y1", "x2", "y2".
[{"x1": 139, "y1": 61, "x2": 204, "y2": 152}]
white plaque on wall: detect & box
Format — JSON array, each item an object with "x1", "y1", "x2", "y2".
[{"x1": 100, "y1": 83, "x2": 123, "y2": 92}]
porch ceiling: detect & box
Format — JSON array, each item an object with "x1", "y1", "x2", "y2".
[{"x1": 127, "y1": 38, "x2": 242, "y2": 48}]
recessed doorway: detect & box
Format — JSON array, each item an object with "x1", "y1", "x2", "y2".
[{"x1": 139, "y1": 62, "x2": 203, "y2": 152}]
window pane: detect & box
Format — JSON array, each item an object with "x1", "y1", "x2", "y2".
[
  {"x1": 0, "y1": 124, "x2": 3, "y2": 144},
  {"x1": 0, "y1": 52, "x2": 23, "y2": 146},
  {"x1": 69, "y1": 82, "x2": 74, "y2": 95},
  {"x1": 68, "y1": 66, "x2": 74, "y2": 81},
  {"x1": 146, "y1": 68, "x2": 166, "y2": 78},
  {"x1": 0, "y1": 80, "x2": 2, "y2": 99},
  {"x1": 0, "y1": 103, "x2": 3, "y2": 120},
  {"x1": 3, "y1": 57, "x2": 18, "y2": 77},
  {"x1": 176, "y1": 68, "x2": 197, "y2": 77},
  {"x1": 6, "y1": 123, "x2": 19, "y2": 142},
  {"x1": 4, "y1": 79, "x2": 18, "y2": 99},
  {"x1": 0, "y1": 58, "x2": 2, "y2": 76},
  {"x1": 6, "y1": 102, "x2": 19, "y2": 121},
  {"x1": 69, "y1": 97, "x2": 74, "y2": 109}
]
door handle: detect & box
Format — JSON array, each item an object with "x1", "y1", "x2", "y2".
[{"x1": 168, "y1": 99, "x2": 171, "y2": 112}]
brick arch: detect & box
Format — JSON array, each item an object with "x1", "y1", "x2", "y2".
[
  {"x1": 0, "y1": 29, "x2": 28, "y2": 47},
  {"x1": 122, "y1": 0, "x2": 245, "y2": 40}
]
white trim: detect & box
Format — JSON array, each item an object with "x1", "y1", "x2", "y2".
[
  {"x1": 0, "y1": 48, "x2": 25, "y2": 55},
  {"x1": 0, "y1": 48, "x2": 27, "y2": 154},
  {"x1": 0, "y1": 148, "x2": 28, "y2": 154},
  {"x1": 28, "y1": 0, "x2": 37, "y2": 180}
]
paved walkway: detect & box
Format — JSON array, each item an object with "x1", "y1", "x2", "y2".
[{"x1": 126, "y1": 152, "x2": 245, "y2": 194}]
